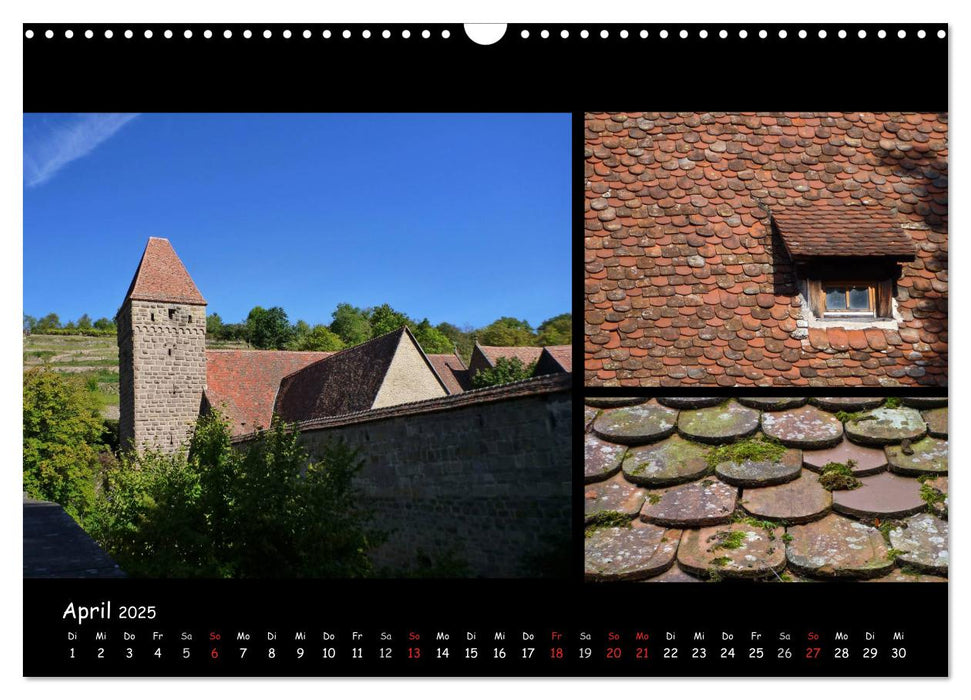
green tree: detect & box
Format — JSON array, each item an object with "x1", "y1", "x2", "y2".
[
  {"x1": 93, "y1": 317, "x2": 116, "y2": 332},
  {"x1": 206, "y1": 312, "x2": 224, "y2": 337},
  {"x1": 470, "y1": 357, "x2": 537, "y2": 389},
  {"x1": 291, "y1": 319, "x2": 311, "y2": 347},
  {"x1": 23, "y1": 368, "x2": 104, "y2": 520},
  {"x1": 245, "y1": 306, "x2": 293, "y2": 349},
  {"x1": 367, "y1": 304, "x2": 411, "y2": 337},
  {"x1": 477, "y1": 317, "x2": 536, "y2": 346},
  {"x1": 330, "y1": 303, "x2": 371, "y2": 346},
  {"x1": 536, "y1": 312, "x2": 572, "y2": 346},
  {"x1": 23, "y1": 314, "x2": 37, "y2": 333},
  {"x1": 77, "y1": 314, "x2": 92, "y2": 330},
  {"x1": 412, "y1": 319, "x2": 454, "y2": 354},
  {"x1": 86, "y1": 413, "x2": 380, "y2": 578},
  {"x1": 294, "y1": 324, "x2": 345, "y2": 351},
  {"x1": 36, "y1": 313, "x2": 60, "y2": 332}
]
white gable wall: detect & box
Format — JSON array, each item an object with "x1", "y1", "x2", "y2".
[{"x1": 372, "y1": 332, "x2": 448, "y2": 409}]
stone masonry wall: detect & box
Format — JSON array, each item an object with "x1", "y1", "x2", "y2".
[
  {"x1": 120, "y1": 300, "x2": 207, "y2": 452},
  {"x1": 288, "y1": 385, "x2": 572, "y2": 577}
]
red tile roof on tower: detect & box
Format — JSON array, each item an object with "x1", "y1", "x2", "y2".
[
  {"x1": 426, "y1": 354, "x2": 471, "y2": 393},
  {"x1": 772, "y1": 201, "x2": 916, "y2": 260},
  {"x1": 205, "y1": 350, "x2": 334, "y2": 435},
  {"x1": 124, "y1": 237, "x2": 207, "y2": 305},
  {"x1": 585, "y1": 112, "x2": 948, "y2": 387}
]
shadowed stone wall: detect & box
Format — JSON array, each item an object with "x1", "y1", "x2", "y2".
[{"x1": 237, "y1": 375, "x2": 572, "y2": 577}]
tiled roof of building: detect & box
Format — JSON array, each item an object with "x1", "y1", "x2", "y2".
[
  {"x1": 534, "y1": 345, "x2": 573, "y2": 375},
  {"x1": 124, "y1": 237, "x2": 207, "y2": 305},
  {"x1": 584, "y1": 396, "x2": 948, "y2": 582},
  {"x1": 585, "y1": 112, "x2": 948, "y2": 387},
  {"x1": 478, "y1": 345, "x2": 544, "y2": 366},
  {"x1": 426, "y1": 353, "x2": 471, "y2": 393},
  {"x1": 275, "y1": 327, "x2": 445, "y2": 423},
  {"x1": 24, "y1": 495, "x2": 125, "y2": 577},
  {"x1": 772, "y1": 201, "x2": 916, "y2": 260},
  {"x1": 205, "y1": 349, "x2": 334, "y2": 435}
]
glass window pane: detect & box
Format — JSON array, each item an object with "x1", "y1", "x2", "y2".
[
  {"x1": 825, "y1": 287, "x2": 847, "y2": 310},
  {"x1": 847, "y1": 286, "x2": 871, "y2": 310}
]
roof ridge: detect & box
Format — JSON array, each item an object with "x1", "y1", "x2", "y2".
[{"x1": 277, "y1": 326, "x2": 409, "y2": 382}]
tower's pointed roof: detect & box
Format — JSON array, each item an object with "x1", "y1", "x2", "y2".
[{"x1": 123, "y1": 237, "x2": 206, "y2": 305}]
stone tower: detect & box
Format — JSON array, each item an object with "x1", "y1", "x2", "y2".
[{"x1": 117, "y1": 238, "x2": 207, "y2": 453}]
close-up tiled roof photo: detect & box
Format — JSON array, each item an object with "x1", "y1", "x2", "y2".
[
  {"x1": 584, "y1": 396, "x2": 948, "y2": 582},
  {"x1": 584, "y1": 112, "x2": 947, "y2": 387}
]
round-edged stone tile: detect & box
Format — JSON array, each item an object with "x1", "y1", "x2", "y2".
[
  {"x1": 584, "y1": 522, "x2": 681, "y2": 581},
  {"x1": 921, "y1": 476, "x2": 947, "y2": 518},
  {"x1": 641, "y1": 563, "x2": 704, "y2": 582},
  {"x1": 923, "y1": 407, "x2": 947, "y2": 438},
  {"x1": 584, "y1": 406, "x2": 599, "y2": 432},
  {"x1": 811, "y1": 397, "x2": 885, "y2": 412},
  {"x1": 677, "y1": 523, "x2": 786, "y2": 580},
  {"x1": 761, "y1": 405, "x2": 844, "y2": 449},
  {"x1": 714, "y1": 448, "x2": 803, "y2": 487},
  {"x1": 831, "y1": 472, "x2": 925, "y2": 519},
  {"x1": 584, "y1": 475, "x2": 645, "y2": 523},
  {"x1": 785, "y1": 514, "x2": 894, "y2": 579},
  {"x1": 584, "y1": 433, "x2": 626, "y2": 483},
  {"x1": 656, "y1": 397, "x2": 724, "y2": 409},
  {"x1": 863, "y1": 569, "x2": 948, "y2": 583},
  {"x1": 844, "y1": 407, "x2": 927, "y2": 446},
  {"x1": 639, "y1": 478, "x2": 737, "y2": 528},
  {"x1": 592, "y1": 401, "x2": 679, "y2": 445},
  {"x1": 585, "y1": 397, "x2": 648, "y2": 408},
  {"x1": 802, "y1": 439, "x2": 888, "y2": 476},
  {"x1": 889, "y1": 513, "x2": 948, "y2": 575},
  {"x1": 741, "y1": 471, "x2": 832, "y2": 524},
  {"x1": 885, "y1": 436, "x2": 947, "y2": 477},
  {"x1": 737, "y1": 397, "x2": 807, "y2": 411},
  {"x1": 677, "y1": 400, "x2": 760, "y2": 444},
  {"x1": 622, "y1": 434, "x2": 710, "y2": 487},
  {"x1": 900, "y1": 396, "x2": 948, "y2": 409}
]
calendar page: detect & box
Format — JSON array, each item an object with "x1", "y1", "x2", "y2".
[{"x1": 22, "y1": 20, "x2": 947, "y2": 678}]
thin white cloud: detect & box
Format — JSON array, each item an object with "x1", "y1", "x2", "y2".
[{"x1": 24, "y1": 113, "x2": 139, "y2": 187}]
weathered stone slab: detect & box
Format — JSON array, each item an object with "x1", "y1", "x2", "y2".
[
  {"x1": 715, "y1": 449, "x2": 803, "y2": 487},
  {"x1": 678, "y1": 524, "x2": 786, "y2": 579},
  {"x1": 761, "y1": 405, "x2": 844, "y2": 449},
  {"x1": 584, "y1": 523, "x2": 680, "y2": 581},
  {"x1": 844, "y1": 407, "x2": 926, "y2": 446},
  {"x1": 641, "y1": 562, "x2": 703, "y2": 582},
  {"x1": 737, "y1": 397, "x2": 807, "y2": 411},
  {"x1": 786, "y1": 514, "x2": 894, "y2": 579},
  {"x1": 585, "y1": 397, "x2": 647, "y2": 408},
  {"x1": 885, "y1": 436, "x2": 947, "y2": 477},
  {"x1": 584, "y1": 433, "x2": 626, "y2": 483},
  {"x1": 889, "y1": 513, "x2": 948, "y2": 575},
  {"x1": 584, "y1": 406, "x2": 599, "y2": 432},
  {"x1": 802, "y1": 440, "x2": 888, "y2": 476},
  {"x1": 640, "y1": 479, "x2": 737, "y2": 528},
  {"x1": 656, "y1": 397, "x2": 724, "y2": 409},
  {"x1": 922, "y1": 476, "x2": 948, "y2": 518},
  {"x1": 593, "y1": 401, "x2": 679, "y2": 445},
  {"x1": 622, "y1": 434, "x2": 710, "y2": 487},
  {"x1": 864, "y1": 569, "x2": 948, "y2": 583},
  {"x1": 923, "y1": 407, "x2": 947, "y2": 438},
  {"x1": 812, "y1": 397, "x2": 885, "y2": 412},
  {"x1": 584, "y1": 475, "x2": 646, "y2": 522},
  {"x1": 831, "y1": 472, "x2": 925, "y2": 519},
  {"x1": 677, "y1": 400, "x2": 760, "y2": 444},
  {"x1": 741, "y1": 472, "x2": 832, "y2": 524},
  {"x1": 900, "y1": 396, "x2": 948, "y2": 409}
]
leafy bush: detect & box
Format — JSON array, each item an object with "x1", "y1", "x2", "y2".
[
  {"x1": 470, "y1": 356, "x2": 536, "y2": 388},
  {"x1": 86, "y1": 412, "x2": 381, "y2": 578},
  {"x1": 23, "y1": 368, "x2": 105, "y2": 519}
]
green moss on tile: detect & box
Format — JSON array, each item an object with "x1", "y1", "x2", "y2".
[{"x1": 705, "y1": 434, "x2": 786, "y2": 469}]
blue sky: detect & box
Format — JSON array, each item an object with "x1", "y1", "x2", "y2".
[{"x1": 23, "y1": 113, "x2": 571, "y2": 330}]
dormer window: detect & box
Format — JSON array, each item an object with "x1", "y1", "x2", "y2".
[{"x1": 771, "y1": 202, "x2": 915, "y2": 325}]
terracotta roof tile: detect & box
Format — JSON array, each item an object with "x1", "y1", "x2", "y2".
[
  {"x1": 534, "y1": 345, "x2": 572, "y2": 376},
  {"x1": 585, "y1": 112, "x2": 947, "y2": 387},
  {"x1": 479, "y1": 345, "x2": 544, "y2": 366},
  {"x1": 426, "y1": 353, "x2": 471, "y2": 394},
  {"x1": 124, "y1": 237, "x2": 206, "y2": 305},
  {"x1": 773, "y1": 202, "x2": 916, "y2": 260},
  {"x1": 205, "y1": 350, "x2": 334, "y2": 435},
  {"x1": 584, "y1": 396, "x2": 948, "y2": 581}
]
